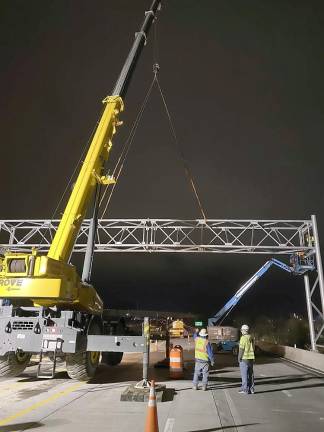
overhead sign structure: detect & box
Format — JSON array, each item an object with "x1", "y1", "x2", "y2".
[{"x1": 0, "y1": 215, "x2": 323, "y2": 351}]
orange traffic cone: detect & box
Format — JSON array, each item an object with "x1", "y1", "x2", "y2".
[{"x1": 144, "y1": 380, "x2": 159, "y2": 432}]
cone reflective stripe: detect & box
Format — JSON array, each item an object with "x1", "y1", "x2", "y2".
[
  {"x1": 148, "y1": 382, "x2": 157, "y2": 408},
  {"x1": 144, "y1": 380, "x2": 159, "y2": 432}
]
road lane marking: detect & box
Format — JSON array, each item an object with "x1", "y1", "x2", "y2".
[
  {"x1": 273, "y1": 409, "x2": 319, "y2": 414},
  {"x1": 0, "y1": 381, "x2": 46, "y2": 408},
  {"x1": 224, "y1": 390, "x2": 245, "y2": 431},
  {"x1": 272, "y1": 409, "x2": 292, "y2": 413},
  {"x1": 163, "y1": 418, "x2": 175, "y2": 432},
  {"x1": 0, "y1": 380, "x2": 30, "y2": 389},
  {"x1": 282, "y1": 390, "x2": 292, "y2": 397},
  {"x1": 259, "y1": 373, "x2": 267, "y2": 377},
  {"x1": 0, "y1": 382, "x2": 24, "y2": 393},
  {"x1": 0, "y1": 382, "x2": 83, "y2": 426}
]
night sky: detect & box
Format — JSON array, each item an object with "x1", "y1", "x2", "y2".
[{"x1": 1, "y1": 1, "x2": 324, "y2": 321}]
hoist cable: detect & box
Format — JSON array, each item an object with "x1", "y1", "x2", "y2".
[
  {"x1": 100, "y1": 70, "x2": 208, "y2": 221},
  {"x1": 99, "y1": 75, "x2": 156, "y2": 218},
  {"x1": 154, "y1": 76, "x2": 207, "y2": 221},
  {"x1": 49, "y1": 136, "x2": 91, "y2": 221},
  {"x1": 218, "y1": 305, "x2": 235, "y2": 326},
  {"x1": 37, "y1": 111, "x2": 106, "y2": 249},
  {"x1": 153, "y1": 18, "x2": 159, "y2": 65}
]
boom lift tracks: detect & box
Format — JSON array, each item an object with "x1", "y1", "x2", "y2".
[{"x1": 0, "y1": 1, "x2": 162, "y2": 380}]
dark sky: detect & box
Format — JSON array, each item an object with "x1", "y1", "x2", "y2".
[{"x1": 1, "y1": 1, "x2": 324, "y2": 321}]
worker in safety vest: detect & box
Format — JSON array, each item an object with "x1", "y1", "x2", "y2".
[
  {"x1": 192, "y1": 328, "x2": 214, "y2": 391},
  {"x1": 238, "y1": 324, "x2": 255, "y2": 394}
]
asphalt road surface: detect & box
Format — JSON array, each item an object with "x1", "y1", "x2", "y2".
[{"x1": 0, "y1": 341, "x2": 323, "y2": 432}]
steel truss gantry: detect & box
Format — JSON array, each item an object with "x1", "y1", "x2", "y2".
[{"x1": 0, "y1": 215, "x2": 323, "y2": 350}]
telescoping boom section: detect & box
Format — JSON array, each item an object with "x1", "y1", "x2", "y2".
[
  {"x1": 0, "y1": 0, "x2": 162, "y2": 313},
  {"x1": 208, "y1": 258, "x2": 313, "y2": 326}
]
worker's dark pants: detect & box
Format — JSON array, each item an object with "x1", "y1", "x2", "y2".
[
  {"x1": 240, "y1": 359, "x2": 254, "y2": 393},
  {"x1": 193, "y1": 360, "x2": 209, "y2": 387}
]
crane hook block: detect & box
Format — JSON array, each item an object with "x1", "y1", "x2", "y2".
[
  {"x1": 92, "y1": 170, "x2": 116, "y2": 186},
  {"x1": 153, "y1": 63, "x2": 160, "y2": 75}
]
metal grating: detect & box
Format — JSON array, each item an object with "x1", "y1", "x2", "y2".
[{"x1": 12, "y1": 321, "x2": 34, "y2": 330}]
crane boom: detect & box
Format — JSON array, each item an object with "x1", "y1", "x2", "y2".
[
  {"x1": 0, "y1": 0, "x2": 163, "y2": 383},
  {"x1": 49, "y1": 0, "x2": 161, "y2": 263},
  {"x1": 0, "y1": 1, "x2": 162, "y2": 312},
  {"x1": 47, "y1": 96, "x2": 123, "y2": 263}
]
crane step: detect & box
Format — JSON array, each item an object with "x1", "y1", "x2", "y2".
[{"x1": 37, "y1": 338, "x2": 62, "y2": 379}]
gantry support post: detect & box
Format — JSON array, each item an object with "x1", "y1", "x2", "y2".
[
  {"x1": 304, "y1": 274, "x2": 316, "y2": 351},
  {"x1": 303, "y1": 214, "x2": 324, "y2": 350},
  {"x1": 143, "y1": 317, "x2": 150, "y2": 384},
  {"x1": 311, "y1": 215, "x2": 324, "y2": 316}
]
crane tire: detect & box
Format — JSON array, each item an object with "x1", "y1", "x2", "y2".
[
  {"x1": 0, "y1": 352, "x2": 31, "y2": 377},
  {"x1": 101, "y1": 351, "x2": 123, "y2": 366},
  {"x1": 66, "y1": 320, "x2": 101, "y2": 381}
]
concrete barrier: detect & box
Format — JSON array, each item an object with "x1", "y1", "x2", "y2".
[{"x1": 258, "y1": 342, "x2": 324, "y2": 373}]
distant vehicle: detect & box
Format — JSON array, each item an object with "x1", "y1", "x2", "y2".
[
  {"x1": 208, "y1": 326, "x2": 239, "y2": 355},
  {"x1": 169, "y1": 319, "x2": 185, "y2": 338}
]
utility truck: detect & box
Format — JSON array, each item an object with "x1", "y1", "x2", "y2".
[{"x1": 0, "y1": 0, "x2": 162, "y2": 380}]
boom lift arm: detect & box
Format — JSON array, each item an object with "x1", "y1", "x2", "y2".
[{"x1": 208, "y1": 258, "x2": 310, "y2": 326}]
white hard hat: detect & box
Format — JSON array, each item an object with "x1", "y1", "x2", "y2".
[
  {"x1": 241, "y1": 324, "x2": 249, "y2": 332},
  {"x1": 199, "y1": 328, "x2": 208, "y2": 337}
]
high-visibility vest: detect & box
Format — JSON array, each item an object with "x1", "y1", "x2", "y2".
[
  {"x1": 239, "y1": 334, "x2": 255, "y2": 360},
  {"x1": 195, "y1": 337, "x2": 209, "y2": 361}
]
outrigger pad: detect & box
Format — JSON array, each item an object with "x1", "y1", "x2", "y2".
[{"x1": 120, "y1": 384, "x2": 174, "y2": 402}]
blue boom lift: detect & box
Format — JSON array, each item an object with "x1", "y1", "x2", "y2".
[{"x1": 207, "y1": 257, "x2": 313, "y2": 354}]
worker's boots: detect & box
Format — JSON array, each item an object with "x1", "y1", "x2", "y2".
[{"x1": 192, "y1": 384, "x2": 207, "y2": 391}]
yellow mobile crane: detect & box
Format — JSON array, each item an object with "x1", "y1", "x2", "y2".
[{"x1": 0, "y1": 0, "x2": 162, "y2": 380}]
